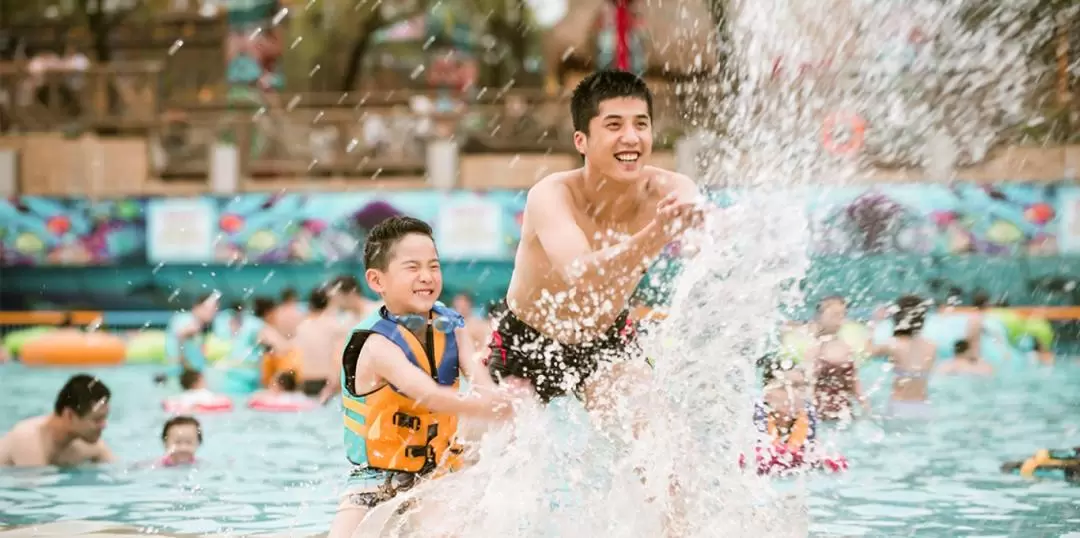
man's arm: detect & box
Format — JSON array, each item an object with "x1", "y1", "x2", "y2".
[
  {"x1": 455, "y1": 327, "x2": 494, "y2": 387},
  {"x1": 528, "y1": 181, "x2": 672, "y2": 283},
  {"x1": 366, "y1": 335, "x2": 506, "y2": 417},
  {"x1": 93, "y1": 442, "x2": 115, "y2": 464}
]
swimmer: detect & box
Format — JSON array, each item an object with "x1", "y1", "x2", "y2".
[
  {"x1": 166, "y1": 292, "x2": 220, "y2": 375},
  {"x1": 937, "y1": 340, "x2": 993, "y2": 376},
  {"x1": 964, "y1": 290, "x2": 992, "y2": 359},
  {"x1": 451, "y1": 291, "x2": 491, "y2": 350},
  {"x1": 808, "y1": 296, "x2": 871, "y2": 421},
  {"x1": 872, "y1": 295, "x2": 937, "y2": 419},
  {"x1": 252, "y1": 370, "x2": 301, "y2": 398},
  {"x1": 273, "y1": 288, "x2": 305, "y2": 338},
  {"x1": 757, "y1": 359, "x2": 817, "y2": 450},
  {"x1": 160, "y1": 415, "x2": 201, "y2": 467},
  {"x1": 489, "y1": 70, "x2": 704, "y2": 414},
  {"x1": 212, "y1": 301, "x2": 246, "y2": 341},
  {"x1": 328, "y1": 274, "x2": 381, "y2": 327},
  {"x1": 220, "y1": 296, "x2": 292, "y2": 394},
  {"x1": 0, "y1": 374, "x2": 113, "y2": 467},
  {"x1": 294, "y1": 287, "x2": 350, "y2": 400},
  {"x1": 329, "y1": 216, "x2": 511, "y2": 538}
]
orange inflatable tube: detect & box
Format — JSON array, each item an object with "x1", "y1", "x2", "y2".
[
  {"x1": 261, "y1": 348, "x2": 303, "y2": 387},
  {"x1": 20, "y1": 331, "x2": 126, "y2": 367}
]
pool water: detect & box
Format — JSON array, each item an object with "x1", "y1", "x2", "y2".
[{"x1": 1, "y1": 362, "x2": 1079, "y2": 536}]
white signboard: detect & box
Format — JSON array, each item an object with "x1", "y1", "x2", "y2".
[{"x1": 147, "y1": 198, "x2": 216, "y2": 263}]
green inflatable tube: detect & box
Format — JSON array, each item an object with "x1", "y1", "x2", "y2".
[
  {"x1": 1024, "y1": 318, "x2": 1054, "y2": 351},
  {"x1": 126, "y1": 330, "x2": 168, "y2": 364},
  {"x1": 990, "y1": 309, "x2": 1053, "y2": 351},
  {"x1": 3, "y1": 326, "x2": 56, "y2": 357}
]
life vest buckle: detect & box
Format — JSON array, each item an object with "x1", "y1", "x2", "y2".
[
  {"x1": 405, "y1": 445, "x2": 430, "y2": 459},
  {"x1": 393, "y1": 412, "x2": 422, "y2": 431}
]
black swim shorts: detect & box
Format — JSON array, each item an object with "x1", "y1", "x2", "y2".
[{"x1": 487, "y1": 305, "x2": 641, "y2": 403}]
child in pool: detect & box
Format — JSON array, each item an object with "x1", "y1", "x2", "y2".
[
  {"x1": 937, "y1": 340, "x2": 993, "y2": 376},
  {"x1": 250, "y1": 371, "x2": 307, "y2": 401},
  {"x1": 160, "y1": 415, "x2": 201, "y2": 466}
]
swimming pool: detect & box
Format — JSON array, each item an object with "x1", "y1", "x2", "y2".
[{"x1": 1, "y1": 362, "x2": 1078, "y2": 536}]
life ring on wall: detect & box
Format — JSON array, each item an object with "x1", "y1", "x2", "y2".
[
  {"x1": 248, "y1": 394, "x2": 317, "y2": 412},
  {"x1": 821, "y1": 112, "x2": 867, "y2": 155},
  {"x1": 20, "y1": 331, "x2": 127, "y2": 367},
  {"x1": 163, "y1": 394, "x2": 235, "y2": 414}
]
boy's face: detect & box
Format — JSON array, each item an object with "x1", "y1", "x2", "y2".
[
  {"x1": 164, "y1": 424, "x2": 200, "y2": 464},
  {"x1": 366, "y1": 233, "x2": 442, "y2": 315},
  {"x1": 574, "y1": 97, "x2": 653, "y2": 183}
]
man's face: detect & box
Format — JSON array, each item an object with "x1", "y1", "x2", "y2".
[
  {"x1": 65, "y1": 400, "x2": 109, "y2": 443},
  {"x1": 366, "y1": 233, "x2": 443, "y2": 315},
  {"x1": 452, "y1": 295, "x2": 474, "y2": 317},
  {"x1": 574, "y1": 97, "x2": 653, "y2": 182}
]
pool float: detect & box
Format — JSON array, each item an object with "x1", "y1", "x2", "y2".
[
  {"x1": 162, "y1": 389, "x2": 234, "y2": 414},
  {"x1": 1001, "y1": 447, "x2": 1079, "y2": 481},
  {"x1": 20, "y1": 331, "x2": 127, "y2": 367},
  {"x1": 778, "y1": 322, "x2": 871, "y2": 364},
  {"x1": 2, "y1": 326, "x2": 56, "y2": 357},
  {"x1": 248, "y1": 392, "x2": 318, "y2": 412},
  {"x1": 126, "y1": 330, "x2": 168, "y2": 364}
]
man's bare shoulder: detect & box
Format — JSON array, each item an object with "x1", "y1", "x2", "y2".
[
  {"x1": 644, "y1": 166, "x2": 696, "y2": 197},
  {"x1": 6, "y1": 416, "x2": 45, "y2": 439},
  {"x1": 527, "y1": 169, "x2": 582, "y2": 201}
]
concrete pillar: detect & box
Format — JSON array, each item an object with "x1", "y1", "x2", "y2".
[
  {"x1": 427, "y1": 138, "x2": 459, "y2": 190},
  {"x1": 209, "y1": 143, "x2": 240, "y2": 194}
]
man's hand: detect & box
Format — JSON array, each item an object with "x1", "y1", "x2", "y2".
[{"x1": 653, "y1": 193, "x2": 707, "y2": 241}]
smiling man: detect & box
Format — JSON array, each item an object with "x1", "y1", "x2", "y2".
[
  {"x1": 0, "y1": 374, "x2": 114, "y2": 467},
  {"x1": 489, "y1": 70, "x2": 704, "y2": 411}
]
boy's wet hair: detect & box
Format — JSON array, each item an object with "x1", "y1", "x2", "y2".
[
  {"x1": 252, "y1": 296, "x2": 276, "y2": 319},
  {"x1": 308, "y1": 287, "x2": 329, "y2": 311},
  {"x1": 162, "y1": 415, "x2": 202, "y2": 443},
  {"x1": 330, "y1": 275, "x2": 360, "y2": 295},
  {"x1": 362, "y1": 216, "x2": 435, "y2": 271},
  {"x1": 276, "y1": 370, "x2": 298, "y2": 392},
  {"x1": 954, "y1": 339, "x2": 971, "y2": 355},
  {"x1": 570, "y1": 70, "x2": 654, "y2": 134},
  {"x1": 893, "y1": 294, "x2": 931, "y2": 336},
  {"x1": 54, "y1": 374, "x2": 110, "y2": 417},
  {"x1": 179, "y1": 369, "x2": 203, "y2": 391}
]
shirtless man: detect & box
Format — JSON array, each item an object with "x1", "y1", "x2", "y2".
[
  {"x1": 0, "y1": 374, "x2": 113, "y2": 467},
  {"x1": 294, "y1": 287, "x2": 350, "y2": 398},
  {"x1": 489, "y1": 69, "x2": 704, "y2": 417},
  {"x1": 328, "y1": 275, "x2": 380, "y2": 327},
  {"x1": 451, "y1": 292, "x2": 491, "y2": 350}
]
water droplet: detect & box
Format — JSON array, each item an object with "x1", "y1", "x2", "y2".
[
  {"x1": 347, "y1": 139, "x2": 359, "y2": 153},
  {"x1": 272, "y1": 8, "x2": 288, "y2": 26},
  {"x1": 410, "y1": 65, "x2": 426, "y2": 80},
  {"x1": 309, "y1": 65, "x2": 321, "y2": 77},
  {"x1": 168, "y1": 40, "x2": 184, "y2": 56}
]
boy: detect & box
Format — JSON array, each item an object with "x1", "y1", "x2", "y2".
[
  {"x1": 160, "y1": 415, "x2": 201, "y2": 467},
  {"x1": 489, "y1": 70, "x2": 704, "y2": 415},
  {"x1": 328, "y1": 216, "x2": 511, "y2": 538},
  {"x1": 0, "y1": 374, "x2": 113, "y2": 467}
]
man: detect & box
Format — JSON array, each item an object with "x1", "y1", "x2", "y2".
[
  {"x1": 451, "y1": 291, "x2": 492, "y2": 350},
  {"x1": 488, "y1": 70, "x2": 704, "y2": 411},
  {"x1": 294, "y1": 287, "x2": 350, "y2": 398},
  {"x1": 0, "y1": 374, "x2": 113, "y2": 466},
  {"x1": 272, "y1": 287, "x2": 305, "y2": 338},
  {"x1": 328, "y1": 274, "x2": 380, "y2": 327}
]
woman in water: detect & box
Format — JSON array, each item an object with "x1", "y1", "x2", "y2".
[
  {"x1": 808, "y1": 296, "x2": 871, "y2": 421},
  {"x1": 221, "y1": 297, "x2": 291, "y2": 394},
  {"x1": 873, "y1": 295, "x2": 936, "y2": 419}
]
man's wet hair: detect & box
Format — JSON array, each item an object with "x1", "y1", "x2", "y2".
[
  {"x1": 972, "y1": 290, "x2": 991, "y2": 309},
  {"x1": 54, "y1": 374, "x2": 111, "y2": 417},
  {"x1": 362, "y1": 216, "x2": 435, "y2": 271},
  {"x1": 179, "y1": 369, "x2": 203, "y2": 390},
  {"x1": 281, "y1": 288, "x2": 298, "y2": 302},
  {"x1": 308, "y1": 287, "x2": 329, "y2": 311},
  {"x1": 954, "y1": 340, "x2": 971, "y2": 356},
  {"x1": 570, "y1": 70, "x2": 654, "y2": 134},
  {"x1": 252, "y1": 296, "x2": 276, "y2": 319},
  {"x1": 330, "y1": 275, "x2": 360, "y2": 295},
  {"x1": 162, "y1": 415, "x2": 202, "y2": 443},
  {"x1": 276, "y1": 370, "x2": 298, "y2": 392}
]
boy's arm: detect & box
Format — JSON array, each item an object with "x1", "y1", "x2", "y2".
[
  {"x1": 455, "y1": 327, "x2": 495, "y2": 387},
  {"x1": 528, "y1": 181, "x2": 671, "y2": 283},
  {"x1": 365, "y1": 334, "x2": 505, "y2": 417}
]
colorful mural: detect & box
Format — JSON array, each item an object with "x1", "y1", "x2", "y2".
[
  {"x1": 0, "y1": 198, "x2": 146, "y2": 266},
  {"x1": 206, "y1": 191, "x2": 526, "y2": 264},
  {"x1": 809, "y1": 184, "x2": 1067, "y2": 256}
]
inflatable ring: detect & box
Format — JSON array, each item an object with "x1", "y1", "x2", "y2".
[
  {"x1": 3, "y1": 326, "x2": 56, "y2": 357},
  {"x1": 163, "y1": 395, "x2": 234, "y2": 414},
  {"x1": 21, "y1": 331, "x2": 126, "y2": 367},
  {"x1": 822, "y1": 112, "x2": 867, "y2": 155},
  {"x1": 248, "y1": 394, "x2": 317, "y2": 412},
  {"x1": 126, "y1": 330, "x2": 169, "y2": 364}
]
